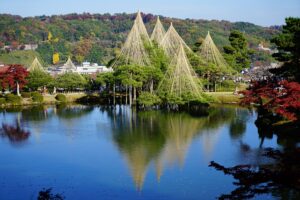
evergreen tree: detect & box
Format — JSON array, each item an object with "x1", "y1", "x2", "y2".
[
  {"x1": 223, "y1": 30, "x2": 251, "y2": 72},
  {"x1": 271, "y1": 17, "x2": 300, "y2": 82}
]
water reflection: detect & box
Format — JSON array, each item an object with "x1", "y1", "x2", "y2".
[
  {"x1": 0, "y1": 120, "x2": 30, "y2": 145},
  {"x1": 55, "y1": 104, "x2": 94, "y2": 119},
  {"x1": 106, "y1": 105, "x2": 251, "y2": 190}
]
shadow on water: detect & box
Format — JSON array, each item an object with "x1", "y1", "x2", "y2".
[
  {"x1": 101, "y1": 105, "x2": 251, "y2": 191},
  {"x1": 37, "y1": 188, "x2": 65, "y2": 200},
  {"x1": 209, "y1": 107, "x2": 300, "y2": 200}
]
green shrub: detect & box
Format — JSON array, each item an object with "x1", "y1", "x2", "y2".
[
  {"x1": 0, "y1": 98, "x2": 6, "y2": 105},
  {"x1": 138, "y1": 92, "x2": 161, "y2": 107},
  {"x1": 31, "y1": 92, "x2": 44, "y2": 103},
  {"x1": 5, "y1": 94, "x2": 22, "y2": 105},
  {"x1": 55, "y1": 94, "x2": 67, "y2": 102},
  {"x1": 21, "y1": 92, "x2": 31, "y2": 98}
]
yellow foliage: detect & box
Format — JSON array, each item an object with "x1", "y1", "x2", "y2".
[
  {"x1": 53, "y1": 52, "x2": 60, "y2": 64},
  {"x1": 48, "y1": 32, "x2": 53, "y2": 41}
]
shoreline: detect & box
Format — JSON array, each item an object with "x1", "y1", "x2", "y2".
[{"x1": 0, "y1": 92, "x2": 241, "y2": 108}]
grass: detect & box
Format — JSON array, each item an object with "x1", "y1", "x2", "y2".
[
  {"x1": 205, "y1": 92, "x2": 241, "y2": 104},
  {"x1": 0, "y1": 50, "x2": 44, "y2": 68}
]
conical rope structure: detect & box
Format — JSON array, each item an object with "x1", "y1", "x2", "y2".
[
  {"x1": 63, "y1": 56, "x2": 76, "y2": 71},
  {"x1": 135, "y1": 11, "x2": 150, "y2": 41},
  {"x1": 28, "y1": 57, "x2": 44, "y2": 72},
  {"x1": 157, "y1": 44, "x2": 205, "y2": 102},
  {"x1": 199, "y1": 31, "x2": 228, "y2": 69},
  {"x1": 112, "y1": 12, "x2": 151, "y2": 68},
  {"x1": 150, "y1": 16, "x2": 166, "y2": 44},
  {"x1": 160, "y1": 23, "x2": 192, "y2": 58}
]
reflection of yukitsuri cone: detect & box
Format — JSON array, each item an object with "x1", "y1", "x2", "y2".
[
  {"x1": 124, "y1": 146, "x2": 149, "y2": 191},
  {"x1": 199, "y1": 31, "x2": 228, "y2": 69},
  {"x1": 200, "y1": 129, "x2": 221, "y2": 161},
  {"x1": 160, "y1": 22, "x2": 192, "y2": 58},
  {"x1": 151, "y1": 16, "x2": 166, "y2": 44},
  {"x1": 112, "y1": 12, "x2": 151, "y2": 67},
  {"x1": 28, "y1": 57, "x2": 44, "y2": 72},
  {"x1": 155, "y1": 159, "x2": 164, "y2": 182},
  {"x1": 159, "y1": 115, "x2": 202, "y2": 167},
  {"x1": 157, "y1": 44, "x2": 205, "y2": 100}
]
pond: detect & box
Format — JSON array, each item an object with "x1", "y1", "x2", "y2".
[{"x1": 0, "y1": 105, "x2": 283, "y2": 199}]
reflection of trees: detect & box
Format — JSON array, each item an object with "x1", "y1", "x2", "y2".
[
  {"x1": 109, "y1": 107, "x2": 165, "y2": 190},
  {"x1": 229, "y1": 108, "x2": 249, "y2": 139},
  {"x1": 21, "y1": 105, "x2": 52, "y2": 122},
  {"x1": 55, "y1": 104, "x2": 94, "y2": 119},
  {"x1": 210, "y1": 148, "x2": 300, "y2": 199},
  {"x1": 107, "y1": 105, "x2": 250, "y2": 190},
  {"x1": 0, "y1": 121, "x2": 30, "y2": 144}
]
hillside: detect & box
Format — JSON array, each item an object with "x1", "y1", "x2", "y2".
[
  {"x1": 0, "y1": 12, "x2": 280, "y2": 65},
  {"x1": 0, "y1": 50, "x2": 44, "y2": 68}
]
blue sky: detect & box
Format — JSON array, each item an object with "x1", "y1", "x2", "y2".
[{"x1": 0, "y1": 0, "x2": 299, "y2": 26}]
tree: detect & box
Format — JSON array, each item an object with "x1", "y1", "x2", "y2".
[
  {"x1": 0, "y1": 64, "x2": 29, "y2": 95},
  {"x1": 85, "y1": 44, "x2": 104, "y2": 64},
  {"x1": 53, "y1": 52, "x2": 60, "y2": 64},
  {"x1": 271, "y1": 17, "x2": 300, "y2": 82},
  {"x1": 114, "y1": 65, "x2": 145, "y2": 105},
  {"x1": 48, "y1": 31, "x2": 53, "y2": 41},
  {"x1": 54, "y1": 73, "x2": 87, "y2": 91},
  {"x1": 240, "y1": 79, "x2": 300, "y2": 121},
  {"x1": 26, "y1": 70, "x2": 53, "y2": 91},
  {"x1": 224, "y1": 30, "x2": 252, "y2": 72},
  {"x1": 192, "y1": 37, "x2": 204, "y2": 53}
]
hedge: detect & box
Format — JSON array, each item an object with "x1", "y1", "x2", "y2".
[{"x1": 55, "y1": 94, "x2": 67, "y2": 102}]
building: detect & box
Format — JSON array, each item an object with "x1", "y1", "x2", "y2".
[
  {"x1": 49, "y1": 58, "x2": 113, "y2": 75},
  {"x1": 76, "y1": 61, "x2": 113, "y2": 74}
]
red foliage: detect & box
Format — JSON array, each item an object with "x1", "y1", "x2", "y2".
[
  {"x1": 0, "y1": 64, "x2": 29, "y2": 91},
  {"x1": 240, "y1": 80, "x2": 300, "y2": 121}
]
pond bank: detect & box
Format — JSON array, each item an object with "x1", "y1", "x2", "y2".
[{"x1": 0, "y1": 92, "x2": 241, "y2": 108}]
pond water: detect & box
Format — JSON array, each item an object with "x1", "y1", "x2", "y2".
[{"x1": 0, "y1": 105, "x2": 281, "y2": 199}]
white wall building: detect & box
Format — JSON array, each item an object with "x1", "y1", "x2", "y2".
[{"x1": 75, "y1": 62, "x2": 113, "y2": 74}]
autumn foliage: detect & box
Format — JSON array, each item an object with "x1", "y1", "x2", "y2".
[
  {"x1": 240, "y1": 80, "x2": 300, "y2": 121},
  {"x1": 0, "y1": 64, "x2": 29, "y2": 91}
]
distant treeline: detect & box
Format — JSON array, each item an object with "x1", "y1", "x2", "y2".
[{"x1": 0, "y1": 12, "x2": 280, "y2": 65}]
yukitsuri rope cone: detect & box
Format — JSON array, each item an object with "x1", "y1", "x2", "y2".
[
  {"x1": 150, "y1": 16, "x2": 166, "y2": 44},
  {"x1": 63, "y1": 57, "x2": 76, "y2": 71},
  {"x1": 112, "y1": 11, "x2": 151, "y2": 67},
  {"x1": 199, "y1": 31, "x2": 228, "y2": 69},
  {"x1": 160, "y1": 22, "x2": 192, "y2": 58},
  {"x1": 28, "y1": 57, "x2": 45, "y2": 72},
  {"x1": 157, "y1": 44, "x2": 205, "y2": 102}
]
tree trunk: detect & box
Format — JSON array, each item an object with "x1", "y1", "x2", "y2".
[
  {"x1": 125, "y1": 86, "x2": 128, "y2": 105},
  {"x1": 53, "y1": 87, "x2": 56, "y2": 94},
  {"x1": 129, "y1": 86, "x2": 132, "y2": 106},
  {"x1": 214, "y1": 81, "x2": 217, "y2": 92},
  {"x1": 16, "y1": 82, "x2": 20, "y2": 96},
  {"x1": 113, "y1": 83, "x2": 116, "y2": 105},
  {"x1": 133, "y1": 87, "x2": 136, "y2": 104},
  {"x1": 150, "y1": 80, "x2": 154, "y2": 94}
]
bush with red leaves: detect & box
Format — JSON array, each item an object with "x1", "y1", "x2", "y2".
[{"x1": 240, "y1": 80, "x2": 300, "y2": 121}]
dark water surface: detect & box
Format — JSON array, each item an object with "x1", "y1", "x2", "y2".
[{"x1": 0, "y1": 105, "x2": 281, "y2": 199}]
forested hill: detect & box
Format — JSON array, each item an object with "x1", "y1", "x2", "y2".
[{"x1": 0, "y1": 12, "x2": 280, "y2": 65}]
